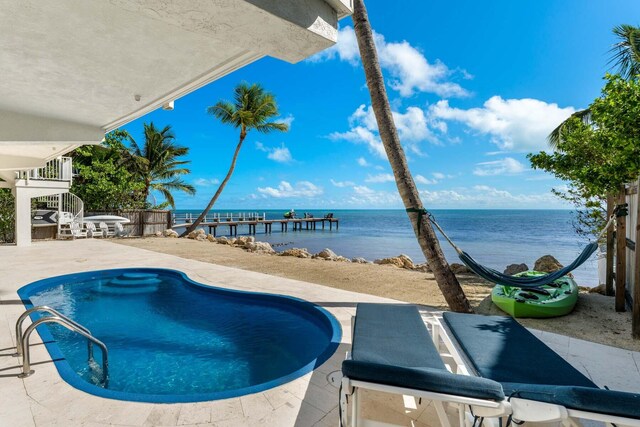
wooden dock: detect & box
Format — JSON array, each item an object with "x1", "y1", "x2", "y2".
[{"x1": 172, "y1": 217, "x2": 339, "y2": 237}]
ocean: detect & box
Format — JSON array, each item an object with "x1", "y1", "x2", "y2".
[{"x1": 174, "y1": 209, "x2": 600, "y2": 286}]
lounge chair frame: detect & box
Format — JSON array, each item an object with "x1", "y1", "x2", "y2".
[
  {"x1": 341, "y1": 311, "x2": 640, "y2": 427},
  {"x1": 430, "y1": 315, "x2": 640, "y2": 427}
]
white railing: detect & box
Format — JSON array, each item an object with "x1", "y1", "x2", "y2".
[
  {"x1": 172, "y1": 212, "x2": 266, "y2": 224},
  {"x1": 36, "y1": 192, "x2": 84, "y2": 237},
  {"x1": 28, "y1": 157, "x2": 73, "y2": 183}
]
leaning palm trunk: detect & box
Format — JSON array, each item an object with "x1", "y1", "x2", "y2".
[
  {"x1": 179, "y1": 130, "x2": 246, "y2": 237},
  {"x1": 352, "y1": 0, "x2": 472, "y2": 312}
]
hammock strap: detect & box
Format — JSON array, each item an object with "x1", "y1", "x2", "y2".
[{"x1": 406, "y1": 207, "x2": 463, "y2": 254}]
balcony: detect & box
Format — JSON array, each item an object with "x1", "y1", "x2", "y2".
[{"x1": 27, "y1": 157, "x2": 73, "y2": 183}]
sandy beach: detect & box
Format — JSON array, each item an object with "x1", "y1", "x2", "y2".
[{"x1": 115, "y1": 237, "x2": 640, "y2": 352}]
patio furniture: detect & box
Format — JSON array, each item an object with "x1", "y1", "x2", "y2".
[
  {"x1": 85, "y1": 221, "x2": 97, "y2": 238},
  {"x1": 340, "y1": 304, "x2": 508, "y2": 426},
  {"x1": 341, "y1": 304, "x2": 640, "y2": 426},
  {"x1": 98, "y1": 222, "x2": 113, "y2": 238},
  {"x1": 114, "y1": 222, "x2": 131, "y2": 238},
  {"x1": 69, "y1": 221, "x2": 87, "y2": 238}
]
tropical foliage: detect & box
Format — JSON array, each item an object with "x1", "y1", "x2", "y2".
[
  {"x1": 127, "y1": 123, "x2": 195, "y2": 209},
  {"x1": 181, "y1": 82, "x2": 289, "y2": 236},
  {"x1": 529, "y1": 74, "x2": 640, "y2": 236},
  {"x1": 71, "y1": 130, "x2": 145, "y2": 210},
  {"x1": 71, "y1": 125, "x2": 194, "y2": 211},
  {"x1": 0, "y1": 188, "x2": 15, "y2": 243}
]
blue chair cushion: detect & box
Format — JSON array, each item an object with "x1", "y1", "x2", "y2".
[
  {"x1": 502, "y1": 383, "x2": 640, "y2": 419},
  {"x1": 343, "y1": 360, "x2": 505, "y2": 401},
  {"x1": 442, "y1": 312, "x2": 597, "y2": 388},
  {"x1": 350, "y1": 304, "x2": 444, "y2": 368},
  {"x1": 343, "y1": 304, "x2": 505, "y2": 401}
]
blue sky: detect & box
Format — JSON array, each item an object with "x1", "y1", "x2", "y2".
[{"x1": 122, "y1": 0, "x2": 640, "y2": 210}]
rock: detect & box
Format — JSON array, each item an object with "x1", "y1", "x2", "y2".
[
  {"x1": 279, "y1": 248, "x2": 311, "y2": 258},
  {"x1": 163, "y1": 229, "x2": 179, "y2": 238},
  {"x1": 187, "y1": 229, "x2": 205, "y2": 239},
  {"x1": 206, "y1": 234, "x2": 215, "y2": 242},
  {"x1": 534, "y1": 255, "x2": 563, "y2": 273},
  {"x1": 245, "y1": 236, "x2": 255, "y2": 244},
  {"x1": 314, "y1": 248, "x2": 338, "y2": 260},
  {"x1": 216, "y1": 236, "x2": 229, "y2": 244},
  {"x1": 351, "y1": 257, "x2": 368, "y2": 264},
  {"x1": 246, "y1": 241, "x2": 275, "y2": 254},
  {"x1": 450, "y1": 263, "x2": 471, "y2": 275},
  {"x1": 235, "y1": 236, "x2": 248, "y2": 246},
  {"x1": 414, "y1": 262, "x2": 432, "y2": 273},
  {"x1": 589, "y1": 284, "x2": 607, "y2": 295},
  {"x1": 335, "y1": 256, "x2": 351, "y2": 262},
  {"x1": 228, "y1": 238, "x2": 237, "y2": 245},
  {"x1": 504, "y1": 263, "x2": 529, "y2": 276},
  {"x1": 195, "y1": 234, "x2": 206, "y2": 241},
  {"x1": 374, "y1": 254, "x2": 415, "y2": 270},
  {"x1": 154, "y1": 231, "x2": 163, "y2": 237}
]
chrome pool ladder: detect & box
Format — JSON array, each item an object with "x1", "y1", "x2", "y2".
[{"x1": 14, "y1": 306, "x2": 109, "y2": 385}]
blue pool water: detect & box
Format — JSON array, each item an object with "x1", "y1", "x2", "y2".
[{"x1": 18, "y1": 268, "x2": 341, "y2": 402}]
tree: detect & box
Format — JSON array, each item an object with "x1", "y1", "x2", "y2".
[
  {"x1": 127, "y1": 123, "x2": 195, "y2": 209},
  {"x1": 549, "y1": 24, "x2": 640, "y2": 147},
  {"x1": 529, "y1": 74, "x2": 640, "y2": 235},
  {"x1": 351, "y1": 0, "x2": 472, "y2": 312},
  {"x1": 0, "y1": 188, "x2": 15, "y2": 243},
  {"x1": 71, "y1": 130, "x2": 146, "y2": 211},
  {"x1": 180, "y1": 83, "x2": 289, "y2": 237}
]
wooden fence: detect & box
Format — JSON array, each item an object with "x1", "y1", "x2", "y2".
[
  {"x1": 86, "y1": 210, "x2": 171, "y2": 236},
  {"x1": 606, "y1": 180, "x2": 640, "y2": 339}
]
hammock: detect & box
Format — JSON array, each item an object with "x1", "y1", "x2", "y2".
[{"x1": 408, "y1": 208, "x2": 619, "y2": 288}]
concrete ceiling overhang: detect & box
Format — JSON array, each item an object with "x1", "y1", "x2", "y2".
[{"x1": 0, "y1": 0, "x2": 351, "y2": 145}]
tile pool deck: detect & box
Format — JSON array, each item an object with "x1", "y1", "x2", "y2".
[{"x1": 0, "y1": 239, "x2": 639, "y2": 426}]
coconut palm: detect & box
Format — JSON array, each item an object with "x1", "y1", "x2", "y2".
[
  {"x1": 128, "y1": 123, "x2": 195, "y2": 209},
  {"x1": 548, "y1": 24, "x2": 640, "y2": 147},
  {"x1": 180, "y1": 83, "x2": 288, "y2": 237},
  {"x1": 351, "y1": 0, "x2": 472, "y2": 312}
]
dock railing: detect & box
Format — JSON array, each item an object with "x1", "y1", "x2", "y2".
[{"x1": 173, "y1": 212, "x2": 266, "y2": 225}]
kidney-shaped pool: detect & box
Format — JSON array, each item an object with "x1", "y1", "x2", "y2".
[{"x1": 18, "y1": 268, "x2": 341, "y2": 402}]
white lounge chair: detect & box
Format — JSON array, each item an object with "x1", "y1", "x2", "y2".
[
  {"x1": 69, "y1": 221, "x2": 87, "y2": 238},
  {"x1": 85, "y1": 222, "x2": 97, "y2": 238},
  {"x1": 114, "y1": 222, "x2": 131, "y2": 237},
  {"x1": 340, "y1": 304, "x2": 640, "y2": 427},
  {"x1": 98, "y1": 221, "x2": 113, "y2": 238}
]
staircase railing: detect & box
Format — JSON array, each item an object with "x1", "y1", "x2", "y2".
[{"x1": 35, "y1": 192, "x2": 84, "y2": 236}]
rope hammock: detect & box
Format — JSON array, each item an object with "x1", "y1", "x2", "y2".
[{"x1": 407, "y1": 207, "x2": 625, "y2": 288}]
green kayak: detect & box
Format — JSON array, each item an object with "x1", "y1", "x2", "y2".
[{"x1": 491, "y1": 271, "x2": 578, "y2": 318}]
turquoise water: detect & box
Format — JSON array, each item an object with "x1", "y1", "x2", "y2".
[
  {"x1": 175, "y1": 209, "x2": 599, "y2": 286},
  {"x1": 23, "y1": 268, "x2": 340, "y2": 402}
]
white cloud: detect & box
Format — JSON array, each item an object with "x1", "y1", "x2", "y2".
[
  {"x1": 415, "y1": 174, "x2": 437, "y2": 185},
  {"x1": 365, "y1": 173, "x2": 395, "y2": 183},
  {"x1": 429, "y1": 97, "x2": 576, "y2": 152},
  {"x1": 432, "y1": 172, "x2": 446, "y2": 180},
  {"x1": 256, "y1": 142, "x2": 294, "y2": 163},
  {"x1": 278, "y1": 114, "x2": 295, "y2": 128},
  {"x1": 419, "y1": 185, "x2": 569, "y2": 208},
  {"x1": 330, "y1": 179, "x2": 355, "y2": 188},
  {"x1": 473, "y1": 157, "x2": 527, "y2": 176},
  {"x1": 348, "y1": 185, "x2": 401, "y2": 206},
  {"x1": 257, "y1": 181, "x2": 323, "y2": 198},
  {"x1": 193, "y1": 178, "x2": 220, "y2": 187},
  {"x1": 330, "y1": 104, "x2": 438, "y2": 158},
  {"x1": 310, "y1": 26, "x2": 468, "y2": 98},
  {"x1": 357, "y1": 157, "x2": 371, "y2": 167}
]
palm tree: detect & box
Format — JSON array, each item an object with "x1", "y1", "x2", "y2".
[
  {"x1": 180, "y1": 83, "x2": 288, "y2": 237},
  {"x1": 352, "y1": 0, "x2": 472, "y2": 312},
  {"x1": 128, "y1": 123, "x2": 195, "y2": 209},
  {"x1": 548, "y1": 24, "x2": 640, "y2": 147}
]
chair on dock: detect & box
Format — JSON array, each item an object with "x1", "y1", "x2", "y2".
[
  {"x1": 324, "y1": 213, "x2": 333, "y2": 219},
  {"x1": 340, "y1": 304, "x2": 640, "y2": 426}
]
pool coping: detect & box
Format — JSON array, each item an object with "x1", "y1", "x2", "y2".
[{"x1": 16, "y1": 267, "x2": 343, "y2": 404}]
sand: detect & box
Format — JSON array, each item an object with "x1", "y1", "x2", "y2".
[{"x1": 115, "y1": 237, "x2": 640, "y2": 352}]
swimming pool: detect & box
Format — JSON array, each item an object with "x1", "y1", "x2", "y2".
[{"x1": 18, "y1": 268, "x2": 341, "y2": 403}]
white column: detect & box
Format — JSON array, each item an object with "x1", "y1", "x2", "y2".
[{"x1": 14, "y1": 188, "x2": 32, "y2": 246}]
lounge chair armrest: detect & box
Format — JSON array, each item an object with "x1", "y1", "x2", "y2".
[{"x1": 342, "y1": 360, "x2": 505, "y2": 401}]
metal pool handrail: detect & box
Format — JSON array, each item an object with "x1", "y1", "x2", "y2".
[
  {"x1": 14, "y1": 306, "x2": 92, "y2": 358},
  {"x1": 16, "y1": 311, "x2": 109, "y2": 386}
]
